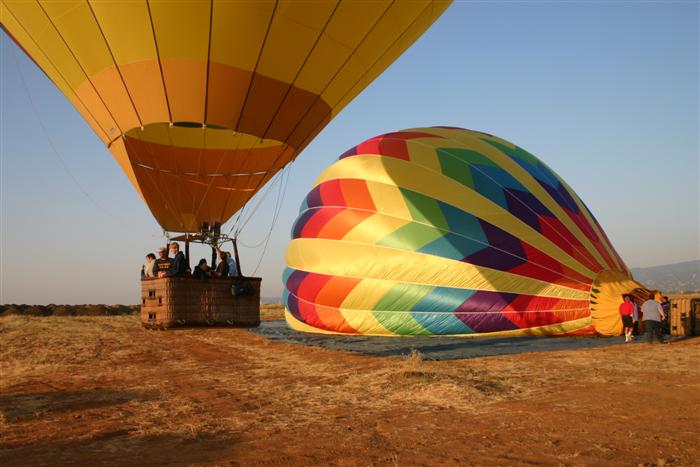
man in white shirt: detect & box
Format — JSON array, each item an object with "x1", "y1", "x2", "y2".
[{"x1": 641, "y1": 296, "x2": 667, "y2": 344}]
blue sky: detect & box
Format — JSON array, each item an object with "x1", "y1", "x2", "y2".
[{"x1": 1, "y1": 1, "x2": 698, "y2": 304}]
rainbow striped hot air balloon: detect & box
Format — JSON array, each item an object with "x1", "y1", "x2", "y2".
[{"x1": 284, "y1": 127, "x2": 643, "y2": 337}]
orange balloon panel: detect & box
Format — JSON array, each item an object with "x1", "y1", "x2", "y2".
[{"x1": 1, "y1": 0, "x2": 451, "y2": 232}]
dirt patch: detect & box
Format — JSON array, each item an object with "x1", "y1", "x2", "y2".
[{"x1": 0, "y1": 315, "x2": 698, "y2": 466}]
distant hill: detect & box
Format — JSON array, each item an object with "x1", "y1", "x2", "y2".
[{"x1": 631, "y1": 260, "x2": 700, "y2": 293}]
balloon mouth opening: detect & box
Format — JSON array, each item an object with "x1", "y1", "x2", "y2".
[
  {"x1": 123, "y1": 122, "x2": 289, "y2": 152},
  {"x1": 589, "y1": 270, "x2": 646, "y2": 336},
  {"x1": 119, "y1": 121, "x2": 296, "y2": 233}
]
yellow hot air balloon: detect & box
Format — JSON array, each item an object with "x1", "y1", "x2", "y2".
[{"x1": 1, "y1": 0, "x2": 450, "y2": 232}]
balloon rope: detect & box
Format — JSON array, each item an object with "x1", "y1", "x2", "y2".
[
  {"x1": 250, "y1": 163, "x2": 292, "y2": 276},
  {"x1": 8, "y1": 44, "x2": 119, "y2": 223},
  {"x1": 1, "y1": 6, "x2": 112, "y2": 141},
  {"x1": 237, "y1": 165, "x2": 289, "y2": 236},
  {"x1": 223, "y1": 164, "x2": 282, "y2": 238},
  {"x1": 218, "y1": 131, "x2": 249, "y2": 236},
  {"x1": 236, "y1": 163, "x2": 290, "y2": 248}
]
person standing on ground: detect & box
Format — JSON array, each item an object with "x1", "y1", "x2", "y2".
[
  {"x1": 641, "y1": 295, "x2": 667, "y2": 344},
  {"x1": 619, "y1": 294, "x2": 635, "y2": 343},
  {"x1": 660, "y1": 296, "x2": 671, "y2": 335}
]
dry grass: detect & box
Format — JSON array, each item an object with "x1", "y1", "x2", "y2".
[
  {"x1": 0, "y1": 315, "x2": 698, "y2": 466},
  {"x1": 259, "y1": 303, "x2": 284, "y2": 320}
]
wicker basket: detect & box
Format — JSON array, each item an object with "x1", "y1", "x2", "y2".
[
  {"x1": 140, "y1": 276, "x2": 261, "y2": 329},
  {"x1": 669, "y1": 297, "x2": 700, "y2": 336}
]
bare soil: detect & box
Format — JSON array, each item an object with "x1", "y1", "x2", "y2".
[{"x1": 1, "y1": 314, "x2": 698, "y2": 466}]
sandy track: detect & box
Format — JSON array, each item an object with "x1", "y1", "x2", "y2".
[{"x1": 1, "y1": 315, "x2": 698, "y2": 466}]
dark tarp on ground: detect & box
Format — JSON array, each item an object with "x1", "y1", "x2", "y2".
[{"x1": 248, "y1": 321, "x2": 682, "y2": 361}]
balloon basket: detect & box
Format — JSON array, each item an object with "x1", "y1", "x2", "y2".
[
  {"x1": 669, "y1": 297, "x2": 700, "y2": 336},
  {"x1": 140, "y1": 276, "x2": 261, "y2": 329}
]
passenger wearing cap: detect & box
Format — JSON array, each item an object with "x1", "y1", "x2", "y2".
[
  {"x1": 154, "y1": 247, "x2": 172, "y2": 278},
  {"x1": 167, "y1": 242, "x2": 189, "y2": 277}
]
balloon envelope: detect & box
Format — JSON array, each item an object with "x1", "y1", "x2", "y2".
[
  {"x1": 284, "y1": 127, "x2": 642, "y2": 336},
  {"x1": 1, "y1": 0, "x2": 450, "y2": 232}
]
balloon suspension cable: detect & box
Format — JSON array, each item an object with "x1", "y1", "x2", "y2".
[
  {"x1": 225, "y1": 169, "x2": 277, "y2": 238},
  {"x1": 238, "y1": 166, "x2": 289, "y2": 237},
  {"x1": 223, "y1": 164, "x2": 287, "y2": 239},
  {"x1": 8, "y1": 43, "x2": 119, "y2": 223},
  {"x1": 236, "y1": 165, "x2": 290, "y2": 250},
  {"x1": 249, "y1": 163, "x2": 292, "y2": 276}
]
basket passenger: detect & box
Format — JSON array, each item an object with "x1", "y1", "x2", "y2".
[
  {"x1": 212, "y1": 246, "x2": 229, "y2": 277},
  {"x1": 154, "y1": 247, "x2": 172, "y2": 278},
  {"x1": 213, "y1": 245, "x2": 239, "y2": 277},
  {"x1": 166, "y1": 242, "x2": 189, "y2": 277},
  {"x1": 192, "y1": 258, "x2": 211, "y2": 280},
  {"x1": 226, "y1": 251, "x2": 239, "y2": 277},
  {"x1": 141, "y1": 253, "x2": 157, "y2": 278}
]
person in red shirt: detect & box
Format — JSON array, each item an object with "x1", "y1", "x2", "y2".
[{"x1": 619, "y1": 294, "x2": 635, "y2": 343}]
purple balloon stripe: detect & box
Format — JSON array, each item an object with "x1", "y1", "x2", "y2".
[{"x1": 454, "y1": 291, "x2": 520, "y2": 332}]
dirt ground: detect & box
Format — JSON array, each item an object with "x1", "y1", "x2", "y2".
[{"x1": 1, "y1": 314, "x2": 698, "y2": 466}]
